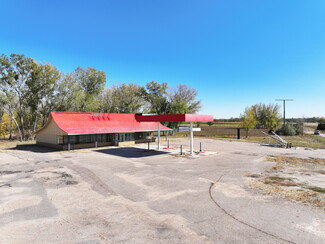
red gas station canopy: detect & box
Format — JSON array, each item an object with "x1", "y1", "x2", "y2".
[{"x1": 135, "y1": 114, "x2": 214, "y2": 123}]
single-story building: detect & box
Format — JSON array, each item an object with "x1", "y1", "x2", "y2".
[{"x1": 36, "y1": 111, "x2": 172, "y2": 150}]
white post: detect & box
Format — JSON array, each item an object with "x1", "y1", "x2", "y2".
[
  {"x1": 158, "y1": 122, "x2": 160, "y2": 150},
  {"x1": 190, "y1": 122, "x2": 193, "y2": 155}
]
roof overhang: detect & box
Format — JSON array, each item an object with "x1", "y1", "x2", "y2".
[{"x1": 135, "y1": 114, "x2": 214, "y2": 123}]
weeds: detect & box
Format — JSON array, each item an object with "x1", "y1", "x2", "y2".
[{"x1": 247, "y1": 156, "x2": 325, "y2": 209}]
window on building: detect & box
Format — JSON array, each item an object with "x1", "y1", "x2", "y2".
[
  {"x1": 58, "y1": 136, "x2": 64, "y2": 145},
  {"x1": 135, "y1": 132, "x2": 144, "y2": 140},
  {"x1": 118, "y1": 133, "x2": 135, "y2": 142},
  {"x1": 79, "y1": 135, "x2": 91, "y2": 144}
]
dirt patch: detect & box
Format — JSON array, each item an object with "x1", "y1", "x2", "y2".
[
  {"x1": 32, "y1": 170, "x2": 78, "y2": 187},
  {"x1": 247, "y1": 156, "x2": 325, "y2": 209},
  {"x1": 0, "y1": 183, "x2": 12, "y2": 188},
  {"x1": 0, "y1": 170, "x2": 22, "y2": 175}
]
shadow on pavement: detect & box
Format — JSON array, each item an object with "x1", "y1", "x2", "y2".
[
  {"x1": 95, "y1": 147, "x2": 169, "y2": 158},
  {"x1": 13, "y1": 144, "x2": 58, "y2": 153}
]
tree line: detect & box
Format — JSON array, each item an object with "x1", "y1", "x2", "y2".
[{"x1": 0, "y1": 53, "x2": 201, "y2": 140}]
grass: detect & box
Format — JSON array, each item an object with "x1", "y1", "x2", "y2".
[
  {"x1": 17, "y1": 140, "x2": 36, "y2": 145},
  {"x1": 0, "y1": 140, "x2": 19, "y2": 149},
  {"x1": 180, "y1": 122, "x2": 240, "y2": 127},
  {"x1": 266, "y1": 155, "x2": 325, "y2": 167},
  {"x1": 263, "y1": 176, "x2": 297, "y2": 187},
  {"x1": 242, "y1": 135, "x2": 325, "y2": 149},
  {"x1": 172, "y1": 123, "x2": 325, "y2": 149},
  {"x1": 247, "y1": 156, "x2": 325, "y2": 209},
  {"x1": 172, "y1": 131, "x2": 325, "y2": 149},
  {"x1": 306, "y1": 186, "x2": 325, "y2": 194},
  {"x1": 0, "y1": 139, "x2": 36, "y2": 150}
]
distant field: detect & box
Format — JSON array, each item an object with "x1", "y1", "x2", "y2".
[
  {"x1": 304, "y1": 123, "x2": 319, "y2": 132},
  {"x1": 173, "y1": 123, "x2": 325, "y2": 149},
  {"x1": 176, "y1": 124, "x2": 264, "y2": 138},
  {"x1": 180, "y1": 122, "x2": 239, "y2": 128},
  {"x1": 244, "y1": 135, "x2": 325, "y2": 149}
]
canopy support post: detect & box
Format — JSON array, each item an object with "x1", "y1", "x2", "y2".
[
  {"x1": 158, "y1": 122, "x2": 160, "y2": 150},
  {"x1": 190, "y1": 122, "x2": 193, "y2": 155}
]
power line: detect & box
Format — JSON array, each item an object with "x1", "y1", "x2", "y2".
[{"x1": 275, "y1": 99, "x2": 294, "y2": 125}]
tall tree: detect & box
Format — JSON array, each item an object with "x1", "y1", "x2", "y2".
[
  {"x1": 240, "y1": 106, "x2": 258, "y2": 137},
  {"x1": 167, "y1": 84, "x2": 201, "y2": 128},
  {"x1": 168, "y1": 84, "x2": 201, "y2": 114},
  {"x1": 99, "y1": 83, "x2": 144, "y2": 113},
  {"x1": 0, "y1": 92, "x2": 17, "y2": 140},
  {"x1": 75, "y1": 67, "x2": 106, "y2": 112},
  {"x1": 26, "y1": 62, "x2": 60, "y2": 134},
  {"x1": 0, "y1": 54, "x2": 33, "y2": 140},
  {"x1": 140, "y1": 81, "x2": 169, "y2": 114},
  {"x1": 55, "y1": 67, "x2": 106, "y2": 112},
  {"x1": 240, "y1": 103, "x2": 280, "y2": 131},
  {"x1": 251, "y1": 103, "x2": 280, "y2": 129},
  {"x1": 97, "y1": 88, "x2": 114, "y2": 113}
]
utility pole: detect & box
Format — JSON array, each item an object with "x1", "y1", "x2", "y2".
[{"x1": 275, "y1": 99, "x2": 293, "y2": 125}]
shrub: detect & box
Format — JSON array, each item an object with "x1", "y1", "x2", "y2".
[
  {"x1": 276, "y1": 123, "x2": 296, "y2": 136},
  {"x1": 317, "y1": 123, "x2": 325, "y2": 130},
  {"x1": 293, "y1": 120, "x2": 304, "y2": 135}
]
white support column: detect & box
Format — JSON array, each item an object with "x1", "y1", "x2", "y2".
[
  {"x1": 190, "y1": 122, "x2": 193, "y2": 155},
  {"x1": 158, "y1": 122, "x2": 160, "y2": 150}
]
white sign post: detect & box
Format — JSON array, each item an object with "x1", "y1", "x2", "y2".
[
  {"x1": 190, "y1": 122, "x2": 193, "y2": 155},
  {"x1": 158, "y1": 122, "x2": 160, "y2": 150}
]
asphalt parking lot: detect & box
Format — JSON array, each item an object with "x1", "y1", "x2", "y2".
[{"x1": 0, "y1": 138, "x2": 324, "y2": 243}]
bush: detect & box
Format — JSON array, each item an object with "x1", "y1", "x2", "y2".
[
  {"x1": 317, "y1": 123, "x2": 325, "y2": 130},
  {"x1": 276, "y1": 123, "x2": 296, "y2": 136},
  {"x1": 293, "y1": 120, "x2": 304, "y2": 135}
]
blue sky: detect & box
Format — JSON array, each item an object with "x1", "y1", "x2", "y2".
[{"x1": 1, "y1": 0, "x2": 325, "y2": 118}]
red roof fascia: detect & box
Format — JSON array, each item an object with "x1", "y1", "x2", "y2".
[
  {"x1": 135, "y1": 114, "x2": 214, "y2": 123},
  {"x1": 49, "y1": 111, "x2": 172, "y2": 135}
]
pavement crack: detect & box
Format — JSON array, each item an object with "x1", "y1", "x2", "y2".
[{"x1": 208, "y1": 177, "x2": 295, "y2": 244}]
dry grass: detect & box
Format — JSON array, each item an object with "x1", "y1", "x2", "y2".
[
  {"x1": 174, "y1": 124, "x2": 325, "y2": 149},
  {"x1": 0, "y1": 140, "x2": 36, "y2": 150},
  {"x1": 247, "y1": 156, "x2": 325, "y2": 209},
  {"x1": 266, "y1": 156, "x2": 325, "y2": 165},
  {"x1": 266, "y1": 155, "x2": 325, "y2": 171},
  {"x1": 242, "y1": 135, "x2": 325, "y2": 149},
  {"x1": 0, "y1": 140, "x2": 19, "y2": 150},
  {"x1": 174, "y1": 125, "x2": 266, "y2": 139}
]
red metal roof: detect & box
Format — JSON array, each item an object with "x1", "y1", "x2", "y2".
[
  {"x1": 46, "y1": 112, "x2": 172, "y2": 135},
  {"x1": 135, "y1": 114, "x2": 214, "y2": 122}
]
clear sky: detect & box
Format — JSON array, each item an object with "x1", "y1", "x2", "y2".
[{"x1": 1, "y1": 0, "x2": 325, "y2": 118}]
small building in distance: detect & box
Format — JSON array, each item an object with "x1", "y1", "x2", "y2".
[{"x1": 36, "y1": 111, "x2": 172, "y2": 150}]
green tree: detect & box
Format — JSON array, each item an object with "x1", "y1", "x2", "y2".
[
  {"x1": 26, "y1": 62, "x2": 60, "y2": 134},
  {"x1": 75, "y1": 67, "x2": 106, "y2": 112},
  {"x1": 140, "y1": 81, "x2": 169, "y2": 114},
  {"x1": 99, "y1": 83, "x2": 144, "y2": 113},
  {"x1": 0, "y1": 90, "x2": 18, "y2": 139},
  {"x1": 0, "y1": 54, "x2": 34, "y2": 140},
  {"x1": 251, "y1": 103, "x2": 280, "y2": 129},
  {"x1": 167, "y1": 84, "x2": 201, "y2": 128},
  {"x1": 56, "y1": 67, "x2": 106, "y2": 112},
  {"x1": 240, "y1": 107, "x2": 258, "y2": 137},
  {"x1": 207, "y1": 121, "x2": 214, "y2": 126},
  {"x1": 317, "y1": 117, "x2": 325, "y2": 130},
  {"x1": 168, "y1": 84, "x2": 201, "y2": 114}
]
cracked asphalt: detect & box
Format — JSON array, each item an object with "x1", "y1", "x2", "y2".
[{"x1": 0, "y1": 138, "x2": 324, "y2": 243}]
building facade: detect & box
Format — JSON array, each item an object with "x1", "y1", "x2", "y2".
[{"x1": 36, "y1": 112, "x2": 171, "y2": 150}]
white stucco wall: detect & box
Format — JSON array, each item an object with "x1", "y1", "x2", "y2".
[{"x1": 36, "y1": 119, "x2": 66, "y2": 145}]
